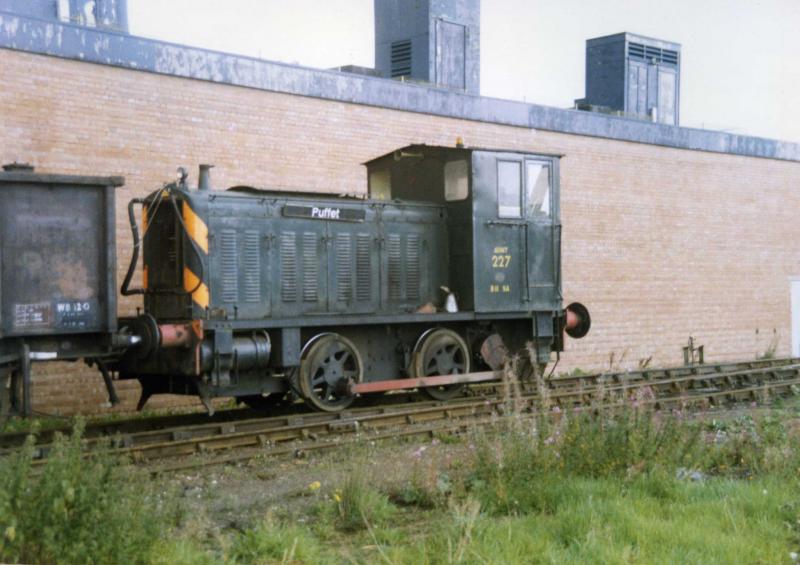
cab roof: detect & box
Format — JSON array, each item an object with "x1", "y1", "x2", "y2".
[{"x1": 363, "y1": 144, "x2": 563, "y2": 166}]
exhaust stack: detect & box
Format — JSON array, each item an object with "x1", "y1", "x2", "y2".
[{"x1": 198, "y1": 164, "x2": 214, "y2": 191}]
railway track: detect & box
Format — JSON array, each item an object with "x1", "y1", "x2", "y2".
[
  {"x1": 0, "y1": 391, "x2": 429, "y2": 450},
  {"x1": 2, "y1": 356, "x2": 793, "y2": 449},
  {"x1": 4, "y1": 357, "x2": 799, "y2": 473},
  {"x1": 150, "y1": 358, "x2": 800, "y2": 474}
]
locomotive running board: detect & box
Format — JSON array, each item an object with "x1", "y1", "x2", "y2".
[{"x1": 351, "y1": 370, "x2": 501, "y2": 395}]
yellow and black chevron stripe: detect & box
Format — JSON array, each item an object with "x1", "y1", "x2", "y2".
[{"x1": 182, "y1": 201, "x2": 210, "y2": 310}]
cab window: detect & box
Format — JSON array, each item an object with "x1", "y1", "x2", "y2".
[
  {"x1": 444, "y1": 159, "x2": 468, "y2": 201},
  {"x1": 525, "y1": 162, "x2": 551, "y2": 219},
  {"x1": 369, "y1": 169, "x2": 391, "y2": 200},
  {"x1": 497, "y1": 161, "x2": 522, "y2": 218}
]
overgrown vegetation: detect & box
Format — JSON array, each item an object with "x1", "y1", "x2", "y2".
[
  {"x1": 0, "y1": 420, "x2": 177, "y2": 564},
  {"x1": 1, "y1": 396, "x2": 799, "y2": 563},
  {"x1": 153, "y1": 399, "x2": 799, "y2": 563}
]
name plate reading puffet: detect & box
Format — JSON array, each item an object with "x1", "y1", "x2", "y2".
[{"x1": 282, "y1": 205, "x2": 366, "y2": 222}]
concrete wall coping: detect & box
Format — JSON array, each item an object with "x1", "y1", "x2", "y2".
[{"x1": 2, "y1": 10, "x2": 799, "y2": 163}]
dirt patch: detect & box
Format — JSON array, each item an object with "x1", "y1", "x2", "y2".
[{"x1": 162, "y1": 433, "x2": 472, "y2": 532}]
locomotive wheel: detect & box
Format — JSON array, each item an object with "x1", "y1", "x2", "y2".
[
  {"x1": 412, "y1": 328, "x2": 471, "y2": 401},
  {"x1": 299, "y1": 334, "x2": 363, "y2": 412},
  {"x1": 237, "y1": 393, "x2": 287, "y2": 412}
]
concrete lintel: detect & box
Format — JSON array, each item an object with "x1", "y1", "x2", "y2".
[{"x1": 1, "y1": 11, "x2": 799, "y2": 163}]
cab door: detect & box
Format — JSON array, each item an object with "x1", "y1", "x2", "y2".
[
  {"x1": 472, "y1": 152, "x2": 527, "y2": 313},
  {"x1": 524, "y1": 158, "x2": 560, "y2": 310}
]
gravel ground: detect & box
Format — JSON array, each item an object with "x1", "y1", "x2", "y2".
[{"x1": 162, "y1": 432, "x2": 471, "y2": 532}]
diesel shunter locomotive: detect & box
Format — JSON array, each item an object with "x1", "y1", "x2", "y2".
[
  {"x1": 0, "y1": 144, "x2": 590, "y2": 416},
  {"x1": 114, "y1": 144, "x2": 590, "y2": 412}
]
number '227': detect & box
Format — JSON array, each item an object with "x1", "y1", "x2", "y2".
[{"x1": 491, "y1": 254, "x2": 511, "y2": 268}]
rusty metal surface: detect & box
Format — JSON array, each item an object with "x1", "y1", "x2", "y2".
[
  {"x1": 479, "y1": 333, "x2": 508, "y2": 371},
  {"x1": 351, "y1": 370, "x2": 498, "y2": 395},
  {"x1": 158, "y1": 323, "x2": 194, "y2": 348}
]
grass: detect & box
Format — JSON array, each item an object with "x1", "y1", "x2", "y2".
[
  {"x1": 391, "y1": 476, "x2": 799, "y2": 564},
  {"x1": 151, "y1": 401, "x2": 799, "y2": 564},
  {"x1": 226, "y1": 518, "x2": 326, "y2": 564},
  {"x1": 210, "y1": 474, "x2": 798, "y2": 564},
  {"x1": 0, "y1": 420, "x2": 179, "y2": 564},
  {"x1": 328, "y1": 473, "x2": 397, "y2": 532},
  {"x1": 1, "y1": 399, "x2": 798, "y2": 563}
]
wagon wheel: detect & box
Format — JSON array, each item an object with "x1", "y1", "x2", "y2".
[
  {"x1": 299, "y1": 334, "x2": 363, "y2": 412},
  {"x1": 412, "y1": 328, "x2": 471, "y2": 401}
]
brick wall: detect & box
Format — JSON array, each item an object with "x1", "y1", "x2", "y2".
[{"x1": 2, "y1": 49, "x2": 799, "y2": 415}]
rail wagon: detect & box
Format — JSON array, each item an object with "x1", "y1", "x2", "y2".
[
  {"x1": 113, "y1": 144, "x2": 590, "y2": 412},
  {"x1": 0, "y1": 165, "x2": 130, "y2": 416}
]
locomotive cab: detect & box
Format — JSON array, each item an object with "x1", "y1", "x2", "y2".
[{"x1": 365, "y1": 145, "x2": 577, "y2": 363}]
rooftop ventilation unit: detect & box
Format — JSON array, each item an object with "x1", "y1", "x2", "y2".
[
  {"x1": 374, "y1": 0, "x2": 480, "y2": 94},
  {"x1": 576, "y1": 32, "x2": 681, "y2": 125}
]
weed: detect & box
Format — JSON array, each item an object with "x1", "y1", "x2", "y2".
[
  {"x1": 0, "y1": 415, "x2": 70, "y2": 435},
  {"x1": 149, "y1": 538, "x2": 219, "y2": 565},
  {"x1": 227, "y1": 517, "x2": 324, "y2": 564},
  {"x1": 607, "y1": 349, "x2": 629, "y2": 372},
  {"x1": 756, "y1": 328, "x2": 780, "y2": 360},
  {"x1": 561, "y1": 367, "x2": 589, "y2": 378},
  {"x1": 331, "y1": 473, "x2": 396, "y2": 532},
  {"x1": 502, "y1": 354, "x2": 525, "y2": 416},
  {"x1": 390, "y1": 459, "x2": 454, "y2": 510},
  {"x1": 703, "y1": 414, "x2": 800, "y2": 478},
  {"x1": 447, "y1": 497, "x2": 482, "y2": 563}
]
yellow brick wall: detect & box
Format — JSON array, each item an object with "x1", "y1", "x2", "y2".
[{"x1": 2, "y1": 49, "x2": 799, "y2": 415}]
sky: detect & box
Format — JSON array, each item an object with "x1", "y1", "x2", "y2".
[{"x1": 128, "y1": 0, "x2": 800, "y2": 143}]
